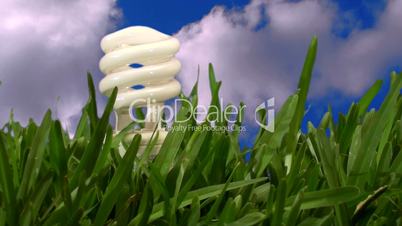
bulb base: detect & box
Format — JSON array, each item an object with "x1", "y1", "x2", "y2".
[{"x1": 119, "y1": 129, "x2": 168, "y2": 158}]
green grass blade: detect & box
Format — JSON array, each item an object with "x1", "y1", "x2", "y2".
[
  {"x1": 86, "y1": 73, "x2": 99, "y2": 133},
  {"x1": 286, "y1": 186, "x2": 359, "y2": 209},
  {"x1": 358, "y1": 80, "x2": 383, "y2": 116},
  {"x1": 129, "y1": 183, "x2": 154, "y2": 226},
  {"x1": 94, "y1": 134, "x2": 141, "y2": 226},
  {"x1": 285, "y1": 189, "x2": 304, "y2": 226},
  {"x1": 17, "y1": 110, "x2": 52, "y2": 199},
  {"x1": 70, "y1": 87, "x2": 117, "y2": 187},
  {"x1": 149, "y1": 177, "x2": 267, "y2": 222},
  {"x1": 272, "y1": 179, "x2": 287, "y2": 226},
  {"x1": 226, "y1": 212, "x2": 266, "y2": 226},
  {"x1": 287, "y1": 37, "x2": 317, "y2": 154},
  {"x1": 0, "y1": 133, "x2": 17, "y2": 225},
  {"x1": 49, "y1": 120, "x2": 67, "y2": 176},
  {"x1": 187, "y1": 197, "x2": 201, "y2": 225},
  {"x1": 154, "y1": 106, "x2": 190, "y2": 179}
]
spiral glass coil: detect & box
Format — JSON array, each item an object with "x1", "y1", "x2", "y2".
[{"x1": 99, "y1": 26, "x2": 181, "y2": 153}]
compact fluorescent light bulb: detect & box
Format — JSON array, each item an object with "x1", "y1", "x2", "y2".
[{"x1": 99, "y1": 26, "x2": 181, "y2": 155}]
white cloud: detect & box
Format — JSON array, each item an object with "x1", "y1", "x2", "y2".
[
  {"x1": 0, "y1": 0, "x2": 120, "y2": 128},
  {"x1": 317, "y1": 0, "x2": 402, "y2": 94},
  {"x1": 175, "y1": 0, "x2": 402, "y2": 118}
]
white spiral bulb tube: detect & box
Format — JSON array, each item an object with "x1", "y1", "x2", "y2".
[{"x1": 99, "y1": 26, "x2": 181, "y2": 154}]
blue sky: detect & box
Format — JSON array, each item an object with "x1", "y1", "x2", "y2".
[
  {"x1": 117, "y1": 0, "x2": 250, "y2": 33},
  {"x1": 117, "y1": 0, "x2": 385, "y2": 34},
  {"x1": 0, "y1": 0, "x2": 401, "y2": 145}
]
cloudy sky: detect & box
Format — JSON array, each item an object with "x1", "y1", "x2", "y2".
[{"x1": 0, "y1": 0, "x2": 401, "y2": 138}]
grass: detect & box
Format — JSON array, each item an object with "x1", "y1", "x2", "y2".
[{"x1": 0, "y1": 38, "x2": 401, "y2": 226}]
